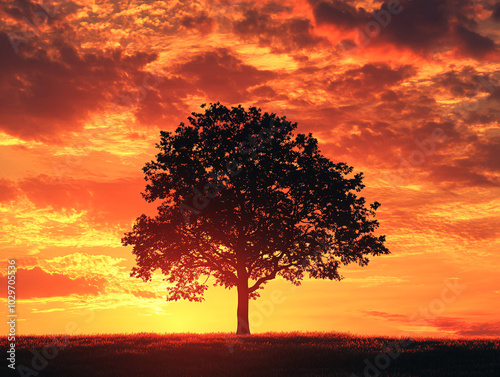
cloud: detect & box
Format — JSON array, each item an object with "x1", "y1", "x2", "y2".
[
  {"x1": 175, "y1": 48, "x2": 276, "y2": 103},
  {"x1": 313, "y1": 63, "x2": 499, "y2": 189},
  {"x1": 0, "y1": 266, "x2": 105, "y2": 298},
  {"x1": 0, "y1": 252, "x2": 165, "y2": 305},
  {"x1": 180, "y1": 13, "x2": 216, "y2": 34},
  {"x1": 364, "y1": 311, "x2": 500, "y2": 337},
  {"x1": 0, "y1": 175, "x2": 153, "y2": 254},
  {"x1": 132, "y1": 75, "x2": 194, "y2": 126},
  {"x1": 233, "y1": 7, "x2": 327, "y2": 53},
  {"x1": 427, "y1": 165, "x2": 500, "y2": 187},
  {"x1": 311, "y1": 0, "x2": 368, "y2": 28},
  {"x1": 431, "y1": 317, "x2": 500, "y2": 337},
  {"x1": 38, "y1": 253, "x2": 165, "y2": 300},
  {"x1": 1, "y1": 0, "x2": 62, "y2": 23},
  {"x1": 454, "y1": 25, "x2": 497, "y2": 58},
  {"x1": 326, "y1": 63, "x2": 416, "y2": 98},
  {"x1": 17, "y1": 174, "x2": 148, "y2": 223},
  {"x1": 0, "y1": 178, "x2": 18, "y2": 202},
  {"x1": 493, "y1": 2, "x2": 500, "y2": 21},
  {"x1": 432, "y1": 67, "x2": 496, "y2": 97},
  {"x1": 0, "y1": 32, "x2": 158, "y2": 142},
  {"x1": 309, "y1": 0, "x2": 498, "y2": 59},
  {"x1": 344, "y1": 275, "x2": 407, "y2": 287},
  {"x1": 363, "y1": 310, "x2": 408, "y2": 321},
  {"x1": 379, "y1": 0, "x2": 458, "y2": 52}
]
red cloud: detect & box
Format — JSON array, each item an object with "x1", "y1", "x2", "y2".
[
  {"x1": 0, "y1": 32, "x2": 158, "y2": 142},
  {"x1": 0, "y1": 266, "x2": 105, "y2": 299},
  {"x1": 326, "y1": 63, "x2": 416, "y2": 98},
  {"x1": 310, "y1": 0, "x2": 498, "y2": 60},
  {"x1": 17, "y1": 175, "x2": 151, "y2": 224},
  {"x1": 0, "y1": 178, "x2": 18, "y2": 203},
  {"x1": 180, "y1": 13, "x2": 216, "y2": 34},
  {"x1": 431, "y1": 317, "x2": 500, "y2": 337},
  {"x1": 363, "y1": 311, "x2": 500, "y2": 337},
  {"x1": 176, "y1": 48, "x2": 276, "y2": 103},
  {"x1": 233, "y1": 7, "x2": 327, "y2": 53}
]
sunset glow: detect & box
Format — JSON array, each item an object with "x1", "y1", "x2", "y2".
[{"x1": 1, "y1": 0, "x2": 499, "y2": 338}]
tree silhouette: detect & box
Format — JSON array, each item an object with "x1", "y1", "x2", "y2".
[{"x1": 122, "y1": 103, "x2": 389, "y2": 335}]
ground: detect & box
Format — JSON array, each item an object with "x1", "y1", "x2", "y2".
[{"x1": 2, "y1": 333, "x2": 499, "y2": 377}]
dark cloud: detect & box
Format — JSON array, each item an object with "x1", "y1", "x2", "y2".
[
  {"x1": 455, "y1": 25, "x2": 496, "y2": 57},
  {"x1": 327, "y1": 119, "x2": 403, "y2": 162},
  {"x1": 309, "y1": 0, "x2": 497, "y2": 58},
  {"x1": 454, "y1": 138, "x2": 500, "y2": 171},
  {"x1": 306, "y1": 61, "x2": 500, "y2": 189},
  {"x1": 427, "y1": 165, "x2": 499, "y2": 187},
  {"x1": 125, "y1": 75, "x2": 194, "y2": 126},
  {"x1": 363, "y1": 311, "x2": 500, "y2": 337},
  {"x1": 431, "y1": 318, "x2": 500, "y2": 337},
  {"x1": 379, "y1": 0, "x2": 457, "y2": 51},
  {"x1": 326, "y1": 63, "x2": 416, "y2": 98},
  {"x1": 250, "y1": 84, "x2": 278, "y2": 99},
  {"x1": 311, "y1": 0, "x2": 368, "y2": 28},
  {"x1": 1, "y1": 0, "x2": 61, "y2": 23},
  {"x1": 363, "y1": 310, "x2": 408, "y2": 321},
  {"x1": 233, "y1": 8, "x2": 326, "y2": 53},
  {"x1": 433, "y1": 67, "x2": 495, "y2": 97},
  {"x1": 180, "y1": 13, "x2": 215, "y2": 34},
  {"x1": 0, "y1": 32, "x2": 158, "y2": 142},
  {"x1": 321, "y1": 109, "x2": 499, "y2": 188},
  {"x1": 493, "y1": 2, "x2": 500, "y2": 21},
  {"x1": 261, "y1": 1, "x2": 293, "y2": 14},
  {"x1": 0, "y1": 267, "x2": 105, "y2": 298},
  {"x1": 175, "y1": 48, "x2": 276, "y2": 103},
  {"x1": 311, "y1": 0, "x2": 450, "y2": 51}
]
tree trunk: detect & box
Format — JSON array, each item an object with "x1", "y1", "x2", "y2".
[
  {"x1": 236, "y1": 278, "x2": 250, "y2": 334},
  {"x1": 236, "y1": 255, "x2": 250, "y2": 335}
]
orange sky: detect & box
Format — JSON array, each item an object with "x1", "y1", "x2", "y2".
[{"x1": 0, "y1": 0, "x2": 499, "y2": 338}]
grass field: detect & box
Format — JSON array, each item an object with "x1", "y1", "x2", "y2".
[{"x1": 2, "y1": 332, "x2": 499, "y2": 377}]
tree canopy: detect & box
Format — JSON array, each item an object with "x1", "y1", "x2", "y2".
[{"x1": 122, "y1": 102, "x2": 389, "y2": 334}]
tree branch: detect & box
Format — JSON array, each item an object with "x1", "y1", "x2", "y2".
[{"x1": 248, "y1": 262, "x2": 294, "y2": 293}]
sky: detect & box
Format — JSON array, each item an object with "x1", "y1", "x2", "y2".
[{"x1": 0, "y1": 0, "x2": 499, "y2": 338}]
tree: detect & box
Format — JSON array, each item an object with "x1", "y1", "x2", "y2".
[{"x1": 122, "y1": 102, "x2": 389, "y2": 335}]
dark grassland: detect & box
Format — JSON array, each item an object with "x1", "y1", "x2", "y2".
[{"x1": 2, "y1": 333, "x2": 499, "y2": 377}]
